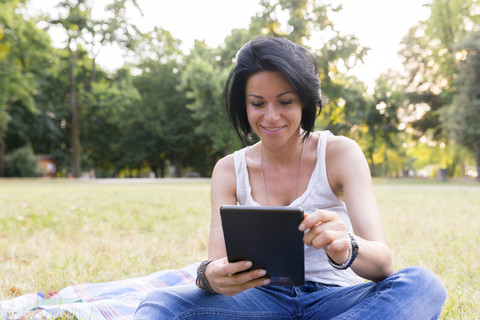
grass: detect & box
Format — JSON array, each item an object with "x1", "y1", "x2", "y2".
[
  {"x1": 374, "y1": 178, "x2": 480, "y2": 319},
  {"x1": 0, "y1": 179, "x2": 211, "y2": 298},
  {"x1": 0, "y1": 177, "x2": 479, "y2": 319}
]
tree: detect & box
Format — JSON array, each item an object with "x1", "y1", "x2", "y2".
[
  {"x1": 27, "y1": 49, "x2": 72, "y2": 173},
  {"x1": 217, "y1": 28, "x2": 256, "y2": 70},
  {"x1": 49, "y1": 0, "x2": 90, "y2": 177},
  {"x1": 249, "y1": 0, "x2": 339, "y2": 45},
  {"x1": 441, "y1": 31, "x2": 480, "y2": 180},
  {"x1": 49, "y1": 0, "x2": 142, "y2": 177},
  {"x1": 0, "y1": 0, "x2": 52, "y2": 176},
  {"x1": 81, "y1": 67, "x2": 141, "y2": 177},
  {"x1": 364, "y1": 73, "x2": 406, "y2": 176},
  {"x1": 180, "y1": 41, "x2": 233, "y2": 155},
  {"x1": 82, "y1": 0, "x2": 142, "y2": 92},
  {"x1": 399, "y1": 0, "x2": 480, "y2": 140},
  {"x1": 132, "y1": 27, "x2": 197, "y2": 177}
]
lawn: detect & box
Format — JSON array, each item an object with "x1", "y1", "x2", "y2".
[{"x1": 0, "y1": 178, "x2": 479, "y2": 319}]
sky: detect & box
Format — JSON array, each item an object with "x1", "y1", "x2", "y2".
[{"x1": 29, "y1": 0, "x2": 431, "y2": 89}]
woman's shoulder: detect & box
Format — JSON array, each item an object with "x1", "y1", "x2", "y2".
[
  {"x1": 211, "y1": 153, "x2": 237, "y2": 197},
  {"x1": 325, "y1": 134, "x2": 362, "y2": 158},
  {"x1": 213, "y1": 153, "x2": 235, "y2": 175},
  {"x1": 325, "y1": 134, "x2": 370, "y2": 190}
]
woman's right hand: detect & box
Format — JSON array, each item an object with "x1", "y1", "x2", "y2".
[{"x1": 205, "y1": 257, "x2": 271, "y2": 296}]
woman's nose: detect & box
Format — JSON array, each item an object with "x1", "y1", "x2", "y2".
[{"x1": 264, "y1": 103, "x2": 280, "y2": 122}]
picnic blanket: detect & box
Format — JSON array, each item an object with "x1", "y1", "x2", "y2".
[{"x1": 0, "y1": 262, "x2": 198, "y2": 320}]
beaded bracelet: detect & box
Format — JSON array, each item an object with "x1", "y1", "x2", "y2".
[{"x1": 195, "y1": 259, "x2": 218, "y2": 294}]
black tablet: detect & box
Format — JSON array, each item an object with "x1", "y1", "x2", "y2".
[{"x1": 220, "y1": 205, "x2": 305, "y2": 287}]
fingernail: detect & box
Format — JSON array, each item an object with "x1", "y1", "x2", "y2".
[
  {"x1": 299, "y1": 224, "x2": 305, "y2": 231},
  {"x1": 258, "y1": 270, "x2": 267, "y2": 276},
  {"x1": 245, "y1": 261, "x2": 252, "y2": 268},
  {"x1": 263, "y1": 279, "x2": 270, "y2": 285}
]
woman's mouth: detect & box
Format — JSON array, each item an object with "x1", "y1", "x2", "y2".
[{"x1": 261, "y1": 125, "x2": 285, "y2": 133}]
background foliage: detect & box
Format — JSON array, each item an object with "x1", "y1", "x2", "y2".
[{"x1": 0, "y1": 0, "x2": 479, "y2": 179}]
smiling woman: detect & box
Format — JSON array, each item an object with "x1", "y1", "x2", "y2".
[{"x1": 133, "y1": 35, "x2": 447, "y2": 320}]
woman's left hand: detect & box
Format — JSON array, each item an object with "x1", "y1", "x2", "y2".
[{"x1": 299, "y1": 210, "x2": 351, "y2": 265}]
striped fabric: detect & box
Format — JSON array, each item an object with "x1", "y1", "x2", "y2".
[{"x1": 1, "y1": 263, "x2": 198, "y2": 320}]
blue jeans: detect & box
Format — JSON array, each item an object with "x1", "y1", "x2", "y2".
[{"x1": 134, "y1": 267, "x2": 447, "y2": 320}]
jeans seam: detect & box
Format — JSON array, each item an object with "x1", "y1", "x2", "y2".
[{"x1": 175, "y1": 308, "x2": 293, "y2": 319}]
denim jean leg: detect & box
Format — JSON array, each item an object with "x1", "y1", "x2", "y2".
[
  {"x1": 134, "y1": 283, "x2": 297, "y2": 320},
  {"x1": 329, "y1": 267, "x2": 447, "y2": 320},
  {"x1": 134, "y1": 268, "x2": 447, "y2": 320}
]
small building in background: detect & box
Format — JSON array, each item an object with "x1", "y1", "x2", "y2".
[{"x1": 38, "y1": 154, "x2": 56, "y2": 177}]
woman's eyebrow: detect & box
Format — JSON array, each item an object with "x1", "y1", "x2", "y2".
[
  {"x1": 276, "y1": 91, "x2": 296, "y2": 98},
  {"x1": 246, "y1": 91, "x2": 296, "y2": 99}
]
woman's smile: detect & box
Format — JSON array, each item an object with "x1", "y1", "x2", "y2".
[{"x1": 261, "y1": 125, "x2": 286, "y2": 133}]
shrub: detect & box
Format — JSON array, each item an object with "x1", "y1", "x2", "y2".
[{"x1": 5, "y1": 145, "x2": 40, "y2": 177}]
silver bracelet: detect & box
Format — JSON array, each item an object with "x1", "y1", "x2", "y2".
[{"x1": 327, "y1": 233, "x2": 359, "y2": 270}]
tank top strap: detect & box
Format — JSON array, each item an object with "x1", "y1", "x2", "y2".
[{"x1": 233, "y1": 147, "x2": 257, "y2": 206}]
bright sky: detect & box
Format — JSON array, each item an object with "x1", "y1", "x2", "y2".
[
  {"x1": 329, "y1": 0, "x2": 431, "y2": 88},
  {"x1": 29, "y1": 0, "x2": 431, "y2": 89}
]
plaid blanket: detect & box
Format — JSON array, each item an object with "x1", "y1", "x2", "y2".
[{"x1": 0, "y1": 263, "x2": 198, "y2": 320}]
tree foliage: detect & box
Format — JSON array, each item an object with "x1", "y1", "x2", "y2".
[
  {"x1": 399, "y1": 0, "x2": 480, "y2": 140},
  {"x1": 1, "y1": 0, "x2": 478, "y2": 179},
  {"x1": 131, "y1": 27, "x2": 200, "y2": 177},
  {"x1": 48, "y1": 0, "x2": 142, "y2": 177},
  {"x1": 0, "y1": 0, "x2": 52, "y2": 175},
  {"x1": 441, "y1": 31, "x2": 480, "y2": 180}
]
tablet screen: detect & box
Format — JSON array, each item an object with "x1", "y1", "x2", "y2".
[{"x1": 220, "y1": 205, "x2": 305, "y2": 287}]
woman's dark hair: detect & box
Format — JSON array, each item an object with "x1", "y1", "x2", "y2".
[{"x1": 223, "y1": 35, "x2": 325, "y2": 144}]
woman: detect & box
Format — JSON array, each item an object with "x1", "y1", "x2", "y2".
[{"x1": 134, "y1": 36, "x2": 446, "y2": 319}]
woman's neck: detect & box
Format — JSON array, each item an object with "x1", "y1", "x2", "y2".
[{"x1": 260, "y1": 133, "x2": 306, "y2": 166}]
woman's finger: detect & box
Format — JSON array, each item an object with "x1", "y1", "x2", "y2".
[{"x1": 299, "y1": 210, "x2": 337, "y2": 231}]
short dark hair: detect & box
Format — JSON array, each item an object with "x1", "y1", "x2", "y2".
[{"x1": 223, "y1": 36, "x2": 325, "y2": 144}]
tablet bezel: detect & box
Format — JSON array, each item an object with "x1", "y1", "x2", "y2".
[{"x1": 220, "y1": 205, "x2": 305, "y2": 287}]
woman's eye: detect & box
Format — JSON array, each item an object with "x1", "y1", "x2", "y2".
[
  {"x1": 279, "y1": 100, "x2": 293, "y2": 105},
  {"x1": 250, "y1": 101, "x2": 264, "y2": 107}
]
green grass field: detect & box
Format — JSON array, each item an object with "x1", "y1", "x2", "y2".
[{"x1": 0, "y1": 178, "x2": 479, "y2": 319}]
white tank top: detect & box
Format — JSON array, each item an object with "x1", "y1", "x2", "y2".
[{"x1": 233, "y1": 131, "x2": 363, "y2": 286}]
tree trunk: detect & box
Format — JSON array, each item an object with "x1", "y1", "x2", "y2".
[
  {"x1": 86, "y1": 58, "x2": 96, "y2": 94},
  {"x1": 70, "y1": 48, "x2": 81, "y2": 178}
]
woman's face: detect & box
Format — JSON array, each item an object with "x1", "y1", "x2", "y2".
[{"x1": 245, "y1": 71, "x2": 303, "y2": 149}]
